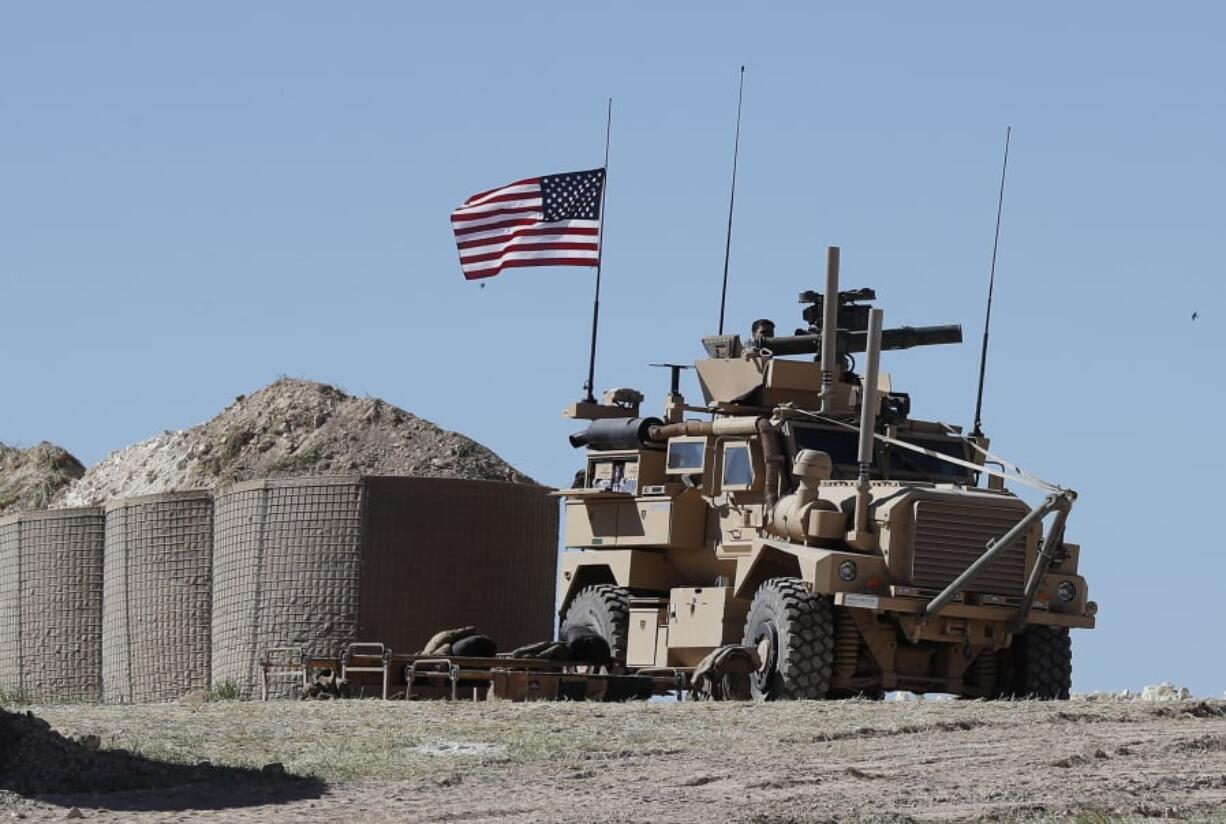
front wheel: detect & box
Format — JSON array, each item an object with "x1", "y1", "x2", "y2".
[
  {"x1": 742, "y1": 578, "x2": 834, "y2": 700},
  {"x1": 1003, "y1": 626, "x2": 1072, "y2": 700},
  {"x1": 560, "y1": 585, "x2": 630, "y2": 672}
]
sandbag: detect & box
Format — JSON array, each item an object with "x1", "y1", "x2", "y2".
[
  {"x1": 691, "y1": 644, "x2": 761, "y2": 701},
  {"x1": 450, "y1": 635, "x2": 497, "y2": 658},
  {"x1": 420, "y1": 626, "x2": 478, "y2": 655},
  {"x1": 510, "y1": 640, "x2": 572, "y2": 661}
]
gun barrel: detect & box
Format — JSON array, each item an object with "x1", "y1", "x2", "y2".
[{"x1": 761, "y1": 324, "x2": 962, "y2": 356}]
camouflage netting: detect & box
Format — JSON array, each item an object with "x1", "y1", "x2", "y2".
[
  {"x1": 58, "y1": 377, "x2": 534, "y2": 507},
  {"x1": 103, "y1": 491, "x2": 214, "y2": 704},
  {"x1": 0, "y1": 508, "x2": 105, "y2": 702},
  {"x1": 0, "y1": 442, "x2": 84, "y2": 516}
]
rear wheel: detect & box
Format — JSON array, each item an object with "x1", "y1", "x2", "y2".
[
  {"x1": 1004, "y1": 626, "x2": 1072, "y2": 700},
  {"x1": 742, "y1": 578, "x2": 834, "y2": 700},
  {"x1": 560, "y1": 585, "x2": 630, "y2": 672}
]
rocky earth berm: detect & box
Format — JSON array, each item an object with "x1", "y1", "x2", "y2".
[{"x1": 0, "y1": 378, "x2": 534, "y2": 518}]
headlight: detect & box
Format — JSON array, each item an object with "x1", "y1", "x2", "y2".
[
  {"x1": 1056, "y1": 581, "x2": 1077, "y2": 603},
  {"x1": 838, "y1": 560, "x2": 858, "y2": 582}
]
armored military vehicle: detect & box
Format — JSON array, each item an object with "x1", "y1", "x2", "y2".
[{"x1": 556, "y1": 247, "x2": 1095, "y2": 699}]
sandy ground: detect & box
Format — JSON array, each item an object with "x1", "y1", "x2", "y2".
[{"x1": 2, "y1": 698, "x2": 1224, "y2": 823}]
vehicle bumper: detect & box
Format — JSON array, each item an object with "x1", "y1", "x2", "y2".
[{"x1": 832, "y1": 591, "x2": 1096, "y2": 630}]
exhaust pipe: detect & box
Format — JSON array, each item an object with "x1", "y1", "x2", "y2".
[
  {"x1": 853, "y1": 308, "x2": 884, "y2": 535},
  {"x1": 757, "y1": 417, "x2": 785, "y2": 513},
  {"x1": 819, "y1": 246, "x2": 840, "y2": 413}
]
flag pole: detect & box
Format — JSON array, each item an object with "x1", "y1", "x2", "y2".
[
  {"x1": 717, "y1": 66, "x2": 746, "y2": 336},
  {"x1": 583, "y1": 98, "x2": 613, "y2": 403}
]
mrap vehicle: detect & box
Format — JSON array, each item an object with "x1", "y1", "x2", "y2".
[{"x1": 556, "y1": 247, "x2": 1095, "y2": 700}]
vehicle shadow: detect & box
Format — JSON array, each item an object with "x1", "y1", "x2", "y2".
[{"x1": 1, "y1": 708, "x2": 326, "y2": 812}]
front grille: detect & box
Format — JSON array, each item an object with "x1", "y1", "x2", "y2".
[{"x1": 912, "y1": 501, "x2": 1028, "y2": 596}]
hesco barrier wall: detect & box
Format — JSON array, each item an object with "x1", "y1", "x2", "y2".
[
  {"x1": 102, "y1": 491, "x2": 213, "y2": 704},
  {"x1": 0, "y1": 508, "x2": 105, "y2": 702},
  {"x1": 211, "y1": 478, "x2": 366, "y2": 698},
  {"x1": 211, "y1": 476, "x2": 558, "y2": 698},
  {"x1": 358, "y1": 477, "x2": 557, "y2": 654}
]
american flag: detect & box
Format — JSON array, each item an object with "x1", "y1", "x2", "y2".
[{"x1": 451, "y1": 168, "x2": 604, "y2": 280}]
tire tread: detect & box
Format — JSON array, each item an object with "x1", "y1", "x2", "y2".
[
  {"x1": 561, "y1": 584, "x2": 632, "y2": 667},
  {"x1": 1007, "y1": 626, "x2": 1072, "y2": 700},
  {"x1": 742, "y1": 577, "x2": 834, "y2": 700}
]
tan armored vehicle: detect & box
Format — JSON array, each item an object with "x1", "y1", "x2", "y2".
[{"x1": 557, "y1": 248, "x2": 1095, "y2": 700}]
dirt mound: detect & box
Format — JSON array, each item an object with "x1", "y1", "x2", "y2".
[
  {"x1": 0, "y1": 707, "x2": 193, "y2": 794},
  {"x1": 57, "y1": 378, "x2": 534, "y2": 507},
  {"x1": 0, "y1": 442, "x2": 85, "y2": 516},
  {"x1": 0, "y1": 708, "x2": 319, "y2": 798}
]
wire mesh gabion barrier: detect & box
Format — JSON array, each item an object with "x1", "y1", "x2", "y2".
[
  {"x1": 211, "y1": 475, "x2": 559, "y2": 699},
  {"x1": 211, "y1": 477, "x2": 366, "y2": 698},
  {"x1": 0, "y1": 507, "x2": 105, "y2": 702},
  {"x1": 102, "y1": 491, "x2": 213, "y2": 704},
  {"x1": 0, "y1": 474, "x2": 558, "y2": 703}
]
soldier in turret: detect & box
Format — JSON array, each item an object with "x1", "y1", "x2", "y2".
[{"x1": 748, "y1": 318, "x2": 775, "y2": 350}]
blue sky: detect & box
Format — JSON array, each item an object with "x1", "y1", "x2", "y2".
[{"x1": 2, "y1": 3, "x2": 1222, "y2": 694}]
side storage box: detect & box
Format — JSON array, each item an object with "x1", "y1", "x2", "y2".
[
  {"x1": 563, "y1": 489, "x2": 705, "y2": 549},
  {"x1": 666, "y1": 587, "x2": 747, "y2": 667},
  {"x1": 627, "y1": 599, "x2": 668, "y2": 668},
  {"x1": 617, "y1": 492, "x2": 705, "y2": 547}
]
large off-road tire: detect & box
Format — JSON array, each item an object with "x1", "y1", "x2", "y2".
[
  {"x1": 560, "y1": 585, "x2": 630, "y2": 672},
  {"x1": 742, "y1": 578, "x2": 834, "y2": 700},
  {"x1": 1004, "y1": 626, "x2": 1072, "y2": 700}
]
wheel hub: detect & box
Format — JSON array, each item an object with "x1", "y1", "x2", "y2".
[{"x1": 751, "y1": 621, "x2": 779, "y2": 694}]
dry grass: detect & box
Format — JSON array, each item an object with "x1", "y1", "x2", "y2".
[
  {"x1": 6, "y1": 698, "x2": 1225, "y2": 823},
  {"x1": 0, "y1": 685, "x2": 35, "y2": 707}
]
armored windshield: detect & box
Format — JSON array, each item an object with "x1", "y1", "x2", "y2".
[
  {"x1": 789, "y1": 425, "x2": 871, "y2": 480},
  {"x1": 888, "y1": 435, "x2": 975, "y2": 483},
  {"x1": 785, "y1": 422, "x2": 974, "y2": 484}
]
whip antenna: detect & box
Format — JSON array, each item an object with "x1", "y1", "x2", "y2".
[
  {"x1": 582, "y1": 98, "x2": 613, "y2": 403},
  {"x1": 972, "y1": 126, "x2": 1011, "y2": 437},
  {"x1": 717, "y1": 66, "x2": 746, "y2": 335}
]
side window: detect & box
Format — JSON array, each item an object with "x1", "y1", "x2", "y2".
[
  {"x1": 666, "y1": 440, "x2": 706, "y2": 473},
  {"x1": 722, "y1": 443, "x2": 754, "y2": 489},
  {"x1": 588, "y1": 458, "x2": 640, "y2": 493}
]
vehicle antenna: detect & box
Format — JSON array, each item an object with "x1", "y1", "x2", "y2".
[
  {"x1": 972, "y1": 126, "x2": 1011, "y2": 437},
  {"x1": 716, "y1": 66, "x2": 746, "y2": 336},
  {"x1": 582, "y1": 98, "x2": 613, "y2": 403}
]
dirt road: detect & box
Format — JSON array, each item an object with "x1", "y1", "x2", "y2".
[{"x1": 2, "y1": 698, "x2": 1223, "y2": 822}]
